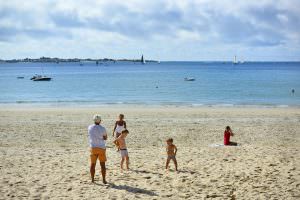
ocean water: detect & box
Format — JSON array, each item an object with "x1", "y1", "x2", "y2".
[{"x1": 0, "y1": 61, "x2": 299, "y2": 106}]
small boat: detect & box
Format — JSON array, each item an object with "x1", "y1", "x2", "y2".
[
  {"x1": 184, "y1": 77, "x2": 195, "y2": 81},
  {"x1": 31, "y1": 66, "x2": 52, "y2": 81},
  {"x1": 141, "y1": 54, "x2": 146, "y2": 64},
  {"x1": 233, "y1": 55, "x2": 239, "y2": 65},
  {"x1": 17, "y1": 76, "x2": 24, "y2": 79},
  {"x1": 31, "y1": 75, "x2": 52, "y2": 81}
]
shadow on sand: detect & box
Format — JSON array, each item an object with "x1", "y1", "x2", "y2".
[
  {"x1": 131, "y1": 169, "x2": 163, "y2": 176},
  {"x1": 108, "y1": 183, "x2": 158, "y2": 196},
  {"x1": 178, "y1": 169, "x2": 198, "y2": 175}
]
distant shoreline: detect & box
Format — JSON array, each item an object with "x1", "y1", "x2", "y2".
[
  {"x1": 1, "y1": 58, "x2": 300, "y2": 63},
  {"x1": 0, "y1": 57, "x2": 158, "y2": 63}
]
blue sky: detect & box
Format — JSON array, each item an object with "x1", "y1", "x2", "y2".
[{"x1": 0, "y1": 0, "x2": 299, "y2": 61}]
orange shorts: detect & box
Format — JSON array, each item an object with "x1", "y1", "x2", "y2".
[{"x1": 90, "y1": 148, "x2": 106, "y2": 164}]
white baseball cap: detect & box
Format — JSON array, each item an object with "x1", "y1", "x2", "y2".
[{"x1": 93, "y1": 114, "x2": 101, "y2": 122}]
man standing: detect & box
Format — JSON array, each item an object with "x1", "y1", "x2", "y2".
[{"x1": 88, "y1": 114, "x2": 107, "y2": 184}]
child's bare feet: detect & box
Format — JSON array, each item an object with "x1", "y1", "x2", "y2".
[{"x1": 103, "y1": 179, "x2": 107, "y2": 184}]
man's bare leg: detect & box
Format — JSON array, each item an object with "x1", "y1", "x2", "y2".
[
  {"x1": 100, "y1": 162, "x2": 107, "y2": 184},
  {"x1": 90, "y1": 163, "x2": 96, "y2": 183}
]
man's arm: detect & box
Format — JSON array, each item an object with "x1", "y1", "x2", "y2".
[
  {"x1": 103, "y1": 135, "x2": 107, "y2": 140},
  {"x1": 124, "y1": 121, "x2": 127, "y2": 129},
  {"x1": 174, "y1": 146, "x2": 177, "y2": 155},
  {"x1": 103, "y1": 129, "x2": 108, "y2": 140},
  {"x1": 87, "y1": 127, "x2": 90, "y2": 144}
]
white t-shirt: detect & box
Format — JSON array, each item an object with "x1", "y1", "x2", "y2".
[{"x1": 88, "y1": 124, "x2": 107, "y2": 149}]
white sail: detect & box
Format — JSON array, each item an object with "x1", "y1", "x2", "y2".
[
  {"x1": 141, "y1": 54, "x2": 146, "y2": 64},
  {"x1": 233, "y1": 55, "x2": 238, "y2": 64}
]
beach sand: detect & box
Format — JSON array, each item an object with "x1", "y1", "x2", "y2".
[{"x1": 0, "y1": 106, "x2": 299, "y2": 199}]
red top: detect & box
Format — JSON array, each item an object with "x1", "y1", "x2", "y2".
[{"x1": 224, "y1": 130, "x2": 231, "y2": 145}]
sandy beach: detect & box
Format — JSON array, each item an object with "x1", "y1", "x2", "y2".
[{"x1": 0, "y1": 106, "x2": 299, "y2": 199}]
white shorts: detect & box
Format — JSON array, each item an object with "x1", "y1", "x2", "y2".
[{"x1": 120, "y1": 149, "x2": 128, "y2": 158}]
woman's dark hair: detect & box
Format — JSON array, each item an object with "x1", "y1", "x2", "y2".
[
  {"x1": 226, "y1": 126, "x2": 231, "y2": 131},
  {"x1": 166, "y1": 138, "x2": 173, "y2": 143}
]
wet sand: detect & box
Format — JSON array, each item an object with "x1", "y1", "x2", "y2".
[{"x1": 0, "y1": 106, "x2": 299, "y2": 199}]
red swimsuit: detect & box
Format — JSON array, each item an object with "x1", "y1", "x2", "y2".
[{"x1": 224, "y1": 130, "x2": 231, "y2": 145}]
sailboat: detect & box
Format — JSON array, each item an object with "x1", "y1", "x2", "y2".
[
  {"x1": 233, "y1": 55, "x2": 239, "y2": 65},
  {"x1": 30, "y1": 75, "x2": 51, "y2": 81},
  {"x1": 31, "y1": 66, "x2": 52, "y2": 81},
  {"x1": 141, "y1": 54, "x2": 146, "y2": 64}
]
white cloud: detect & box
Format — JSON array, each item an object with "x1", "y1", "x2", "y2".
[{"x1": 0, "y1": 0, "x2": 299, "y2": 60}]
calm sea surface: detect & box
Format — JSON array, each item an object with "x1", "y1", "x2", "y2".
[{"x1": 0, "y1": 61, "x2": 299, "y2": 106}]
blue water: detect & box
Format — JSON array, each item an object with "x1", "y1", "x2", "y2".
[{"x1": 0, "y1": 61, "x2": 299, "y2": 106}]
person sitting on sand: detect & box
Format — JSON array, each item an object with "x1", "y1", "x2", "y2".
[
  {"x1": 224, "y1": 126, "x2": 237, "y2": 146},
  {"x1": 113, "y1": 114, "x2": 127, "y2": 138},
  {"x1": 165, "y1": 138, "x2": 178, "y2": 171},
  {"x1": 88, "y1": 114, "x2": 107, "y2": 184},
  {"x1": 114, "y1": 129, "x2": 130, "y2": 170}
]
